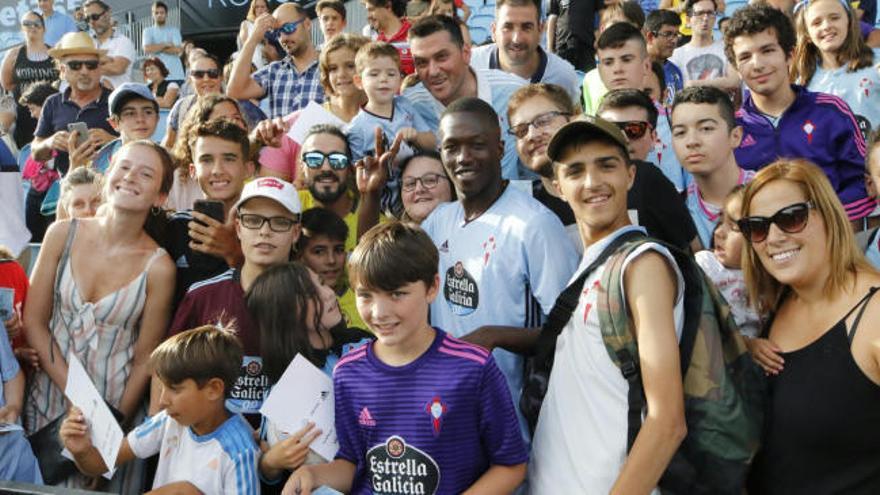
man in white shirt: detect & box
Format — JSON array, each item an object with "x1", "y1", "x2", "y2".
[
  {"x1": 143, "y1": 1, "x2": 186, "y2": 82},
  {"x1": 528, "y1": 116, "x2": 686, "y2": 494},
  {"x1": 468, "y1": 0, "x2": 581, "y2": 104},
  {"x1": 84, "y1": 0, "x2": 136, "y2": 89},
  {"x1": 669, "y1": 0, "x2": 740, "y2": 91}
]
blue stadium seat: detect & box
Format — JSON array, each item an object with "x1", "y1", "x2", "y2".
[
  {"x1": 469, "y1": 26, "x2": 490, "y2": 45},
  {"x1": 468, "y1": 13, "x2": 495, "y2": 32},
  {"x1": 17, "y1": 143, "x2": 30, "y2": 173}
]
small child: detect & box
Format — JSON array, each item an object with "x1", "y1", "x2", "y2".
[
  {"x1": 283, "y1": 222, "x2": 527, "y2": 494},
  {"x1": 0, "y1": 314, "x2": 42, "y2": 484},
  {"x1": 695, "y1": 185, "x2": 761, "y2": 337},
  {"x1": 346, "y1": 42, "x2": 436, "y2": 216},
  {"x1": 57, "y1": 167, "x2": 104, "y2": 220},
  {"x1": 61, "y1": 325, "x2": 261, "y2": 494}
]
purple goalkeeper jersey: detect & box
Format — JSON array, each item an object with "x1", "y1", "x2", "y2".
[{"x1": 333, "y1": 328, "x2": 527, "y2": 494}]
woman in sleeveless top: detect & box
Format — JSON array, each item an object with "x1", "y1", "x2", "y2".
[
  {"x1": 0, "y1": 11, "x2": 59, "y2": 149},
  {"x1": 143, "y1": 57, "x2": 179, "y2": 109},
  {"x1": 23, "y1": 141, "x2": 176, "y2": 487},
  {"x1": 738, "y1": 159, "x2": 880, "y2": 494}
]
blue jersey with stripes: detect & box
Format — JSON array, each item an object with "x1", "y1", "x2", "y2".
[
  {"x1": 128, "y1": 410, "x2": 260, "y2": 494},
  {"x1": 333, "y1": 329, "x2": 528, "y2": 494},
  {"x1": 806, "y1": 50, "x2": 880, "y2": 142}
]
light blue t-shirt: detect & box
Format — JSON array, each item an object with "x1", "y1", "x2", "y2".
[
  {"x1": 807, "y1": 50, "x2": 880, "y2": 141},
  {"x1": 649, "y1": 103, "x2": 692, "y2": 192},
  {"x1": 403, "y1": 68, "x2": 530, "y2": 180},
  {"x1": 42, "y1": 10, "x2": 78, "y2": 47},
  {"x1": 142, "y1": 25, "x2": 186, "y2": 81},
  {"x1": 685, "y1": 168, "x2": 754, "y2": 248},
  {"x1": 346, "y1": 95, "x2": 431, "y2": 161}
]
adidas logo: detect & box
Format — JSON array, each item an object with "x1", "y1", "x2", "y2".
[
  {"x1": 359, "y1": 407, "x2": 376, "y2": 427},
  {"x1": 741, "y1": 134, "x2": 757, "y2": 147},
  {"x1": 176, "y1": 255, "x2": 189, "y2": 268},
  {"x1": 439, "y1": 240, "x2": 449, "y2": 253}
]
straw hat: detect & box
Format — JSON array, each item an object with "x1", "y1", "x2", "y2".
[{"x1": 48, "y1": 32, "x2": 108, "y2": 59}]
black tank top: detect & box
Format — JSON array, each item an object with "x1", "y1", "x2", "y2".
[
  {"x1": 12, "y1": 45, "x2": 58, "y2": 99},
  {"x1": 753, "y1": 287, "x2": 880, "y2": 494}
]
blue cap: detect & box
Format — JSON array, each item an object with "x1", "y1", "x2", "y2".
[{"x1": 108, "y1": 83, "x2": 157, "y2": 115}]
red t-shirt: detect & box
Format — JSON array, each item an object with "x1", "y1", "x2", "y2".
[
  {"x1": 0, "y1": 259, "x2": 29, "y2": 349},
  {"x1": 377, "y1": 19, "x2": 414, "y2": 75}
]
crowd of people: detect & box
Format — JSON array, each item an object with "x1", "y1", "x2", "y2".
[{"x1": 1, "y1": 0, "x2": 879, "y2": 493}]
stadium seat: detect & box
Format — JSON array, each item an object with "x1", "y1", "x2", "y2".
[{"x1": 469, "y1": 26, "x2": 490, "y2": 45}]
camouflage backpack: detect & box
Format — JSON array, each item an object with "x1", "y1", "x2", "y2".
[{"x1": 596, "y1": 237, "x2": 765, "y2": 495}]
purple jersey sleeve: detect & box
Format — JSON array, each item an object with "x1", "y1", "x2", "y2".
[
  {"x1": 478, "y1": 356, "x2": 529, "y2": 466},
  {"x1": 822, "y1": 95, "x2": 875, "y2": 220}
]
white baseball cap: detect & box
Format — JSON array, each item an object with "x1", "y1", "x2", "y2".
[{"x1": 233, "y1": 177, "x2": 302, "y2": 218}]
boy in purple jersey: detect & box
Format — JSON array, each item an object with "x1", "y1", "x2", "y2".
[{"x1": 282, "y1": 222, "x2": 527, "y2": 495}]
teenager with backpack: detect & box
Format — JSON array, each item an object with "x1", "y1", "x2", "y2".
[{"x1": 527, "y1": 116, "x2": 687, "y2": 494}]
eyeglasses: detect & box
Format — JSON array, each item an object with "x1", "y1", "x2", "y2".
[
  {"x1": 65, "y1": 59, "x2": 100, "y2": 71},
  {"x1": 301, "y1": 151, "x2": 350, "y2": 170},
  {"x1": 87, "y1": 10, "x2": 107, "y2": 22},
  {"x1": 654, "y1": 30, "x2": 680, "y2": 39},
  {"x1": 402, "y1": 172, "x2": 448, "y2": 192},
  {"x1": 273, "y1": 18, "x2": 306, "y2": 35},
  {"x1": 21, "y1": 20, "x2": 43, "y2": 29},
  {"x1": 613, "y1": 121, "x2": 652, "y2": 140},
  {"x1": 508, "y1": 111, "x2": 569, "y2": 139},
  {"x1": 736, "y1": 201, "x2": 814, "y2": 243},
  {"x1": 190, "y1": 69, "x2": 220, "y2": 79},
  {"x1": 238, "y1": 213, "x2": 299, "y2": 232},
  {"x1": 690, "y1": 10, "x2": 717, "y2": 18}
]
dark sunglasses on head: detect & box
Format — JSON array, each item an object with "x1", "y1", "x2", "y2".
[
  {"x1": 737, "y1": 201, "x2": 814, "y2": 243},
  {"x1": 302, "y1": 151, "x2": 350, "y2": 170},
  {"x1": 65, "y1": 59, "x2": 100, "y2": 71},
  {"x1": 191, "y1": 69, "x2": 220, "y2": 79},
  {"x1": 87, "y1": 10, "x2": 106, "y2": 21},
  {"x1": 21, "y1": 20, "x2": 43, "y2": 28},
  {"x1": 272, "y1": 18, "x2": 305, "y2": 36},
  {"x1": 613, "y1": 121, "x2": 652, "y2": 140}
]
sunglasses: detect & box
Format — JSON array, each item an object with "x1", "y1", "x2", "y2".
[
  {"x1": 87, "y1": 10, "x2": 107, "y2": 21},
  {"x1": 737, "y1": 201, "x2": 814, "y2": 243},
  {"x1": 302, "y1": 151, "x2": 350, "y2": 170},
  {"x1": 272, "y1": 18, "x2": 305, "y2": 36},
  {"x1": 613, "y1": 120, "x2": 652, "y2": 140},
  {"x1": 21, "y1": 20, "x2": 43, "y2": 28},
  {"x1": 65, "y1": 59, "x2": 100, "y2": 71},
  {"x1": 238, "y1": 213, "x2": 299, "y2": 232},
  {"x1": 190, "y1": 69, "x2": 220, "y2": 79},
  {"x1": 508, "y1": 111, "x2": 569, "y2": 139}
]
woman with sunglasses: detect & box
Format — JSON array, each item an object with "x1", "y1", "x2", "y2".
[
  {"x1": 1, "y1": 11, "x2": 59, "y2": 149},
  {"x1": 162, "y1": 53, "x2": 223, "y2": 150},
  {"x1": 256, "y1": 34, "x2": 369, "y2": 185},
  {"x1": 740, "y1": 159, "x2": 880, "y2": 494}
]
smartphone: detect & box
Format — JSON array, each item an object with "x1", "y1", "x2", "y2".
[
  {"x1": 193, "y1": 199, "x2": 225, "y2": 225},
  {"x1": 67, "y1": 122, "x2": 89, "y2": 149},
  {"x1": 0, "y1": 288, "x2": 14, "y2": 321}
]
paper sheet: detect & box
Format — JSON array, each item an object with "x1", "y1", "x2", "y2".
[
  {"x1": 64, "y1": 352, "x2": 123, "y2": 479},
  {"x1": 287, "y1": 101, "x2": 347, "y2": 145},
  {"x1": 259, "y1": 354, "x2": 338, "y2": 461}
]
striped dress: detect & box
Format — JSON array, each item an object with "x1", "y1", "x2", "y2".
[{"x1": 25, "y1": 219, "x2": 165, "y2": 434}]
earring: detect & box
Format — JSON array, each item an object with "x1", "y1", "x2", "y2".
[{"x1": 151, "y1": 205, "x2": 162, "y2": 216}]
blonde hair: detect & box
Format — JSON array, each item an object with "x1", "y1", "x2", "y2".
[
  {"x1": 246, "y1": 0, "x2": 271, "y2": 22},
  {"x1": 319, "y1": 33, "x2": 370, "y2": 97},
  {"x1": 740, "y1": 159, "x2": 875, "y2": 313},
  {"x1": 791, "y1": 0, "x2": 873, "y2": 85}
]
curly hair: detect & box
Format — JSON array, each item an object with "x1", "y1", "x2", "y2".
[{"x1": 723, "y1": 2, "x2": 796, "y2": 68}]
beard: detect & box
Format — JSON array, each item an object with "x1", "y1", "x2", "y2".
[{"x1": 308, "y1": 172, "x2": 348, "y2": 204}]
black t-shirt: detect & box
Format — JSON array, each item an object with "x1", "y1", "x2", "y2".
[
  {"x1": 550, "y1": 0, "x2": 598, "y2": 51},
  {"x1": 531, "y1": 160, "x2": 697, "y2": 251},
  {"x1": 163, "y1": 210, "x2": 230, "y2": 307}
]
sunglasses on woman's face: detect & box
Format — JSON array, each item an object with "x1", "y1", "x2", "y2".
[
  {"x1": 191, "y1": 69, "x2": 220, "y2": 79},
  {"x1": 737, "y1": 201, "x2": 814, "y2": 243},
  {"x1": 613, "y1": 120, "x2": 652, "y2": 140},
  {"x1": 21, "y1": 20, "x2": 43, "y2": 29}
]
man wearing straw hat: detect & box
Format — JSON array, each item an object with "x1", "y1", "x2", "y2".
[{"x1": 31, "y1": 31, "x2": 118, "y2": 177}]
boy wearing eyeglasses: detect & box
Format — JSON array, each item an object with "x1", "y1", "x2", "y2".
[
  {"x1": 347, "y1": 41, "x2": 435, "y2": 216},
  {"x1": 669, "y1": 0, "x2": 740, "y2": 91},
  {"x1": 670, "y1": 86, "x2": 753, "y2": 249},
  {"x1": 161, "y1": 175, "x2": 302, "y2": 430}
]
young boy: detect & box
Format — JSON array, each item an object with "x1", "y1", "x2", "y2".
[
  {"x1": 91, "y1": 83, "x2": 160, "y2": 173},
  {"x1": 296, "y1": 207, "x2": 366, "y2": 330},
  {"x1": 346, "y1": 42, "x2": 435, "y2": 214},
  {"x1": 0, "y1": 318, "x2": 42, "y2": 484},
  {"x1": 61, "y1": 325, "x2": 260, "y2": 494},
  {"x1": 671, "y1": 86, "x2": 754, "y2": 248},
  {"x1": 283, "y1": 222, "x2": 527, "y2": 495}
]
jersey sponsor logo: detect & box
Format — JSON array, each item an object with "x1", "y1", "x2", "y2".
[
  {"x1": 425, "y1": 397, "x2": 447, "y2": 436},
  {"x1": 227, "y1": 356, "x2": 270, "y2": 414},
  {"x1": 443, "y1": 261, "x2": 479, "y2": 315},
  {"x1": 367, "y1": 436, "x2": 440, "y2": 495},
  {"x1": 360, "y1": 407, "x2": 377, "y2": 427},
  {"x1": 740, "y1": 134, "x2": 757, "y2": 148}
]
